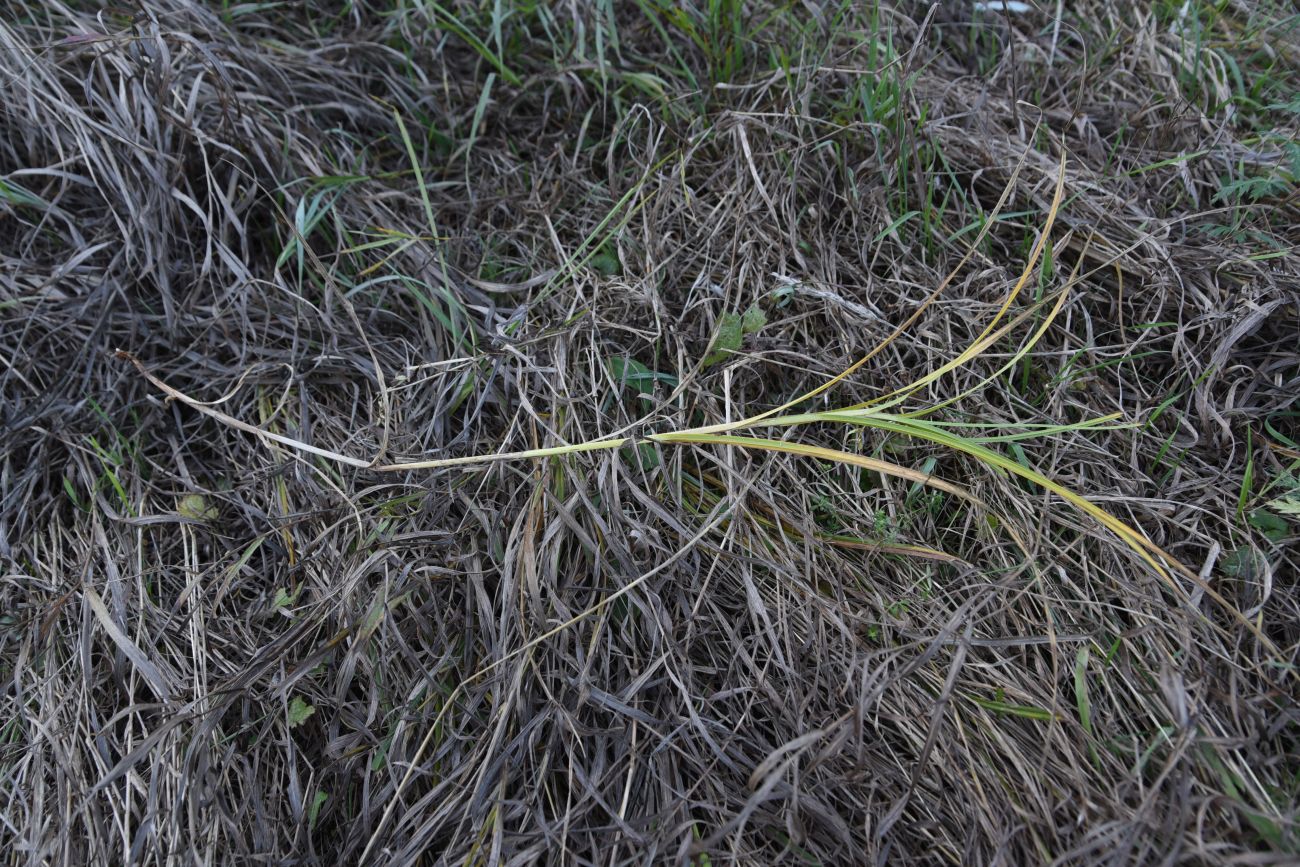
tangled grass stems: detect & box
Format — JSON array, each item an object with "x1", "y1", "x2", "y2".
[
  {"x1": 7, "y1": 0, "x2": 1297, "y2": 860},
  {"x1": 124, "y1": 210, "x2": 1289, "y2": 858},
  {"x1": 123, "y1": 147, "x2": 1287, "y2": 664}
]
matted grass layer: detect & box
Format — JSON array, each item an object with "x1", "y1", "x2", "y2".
[{"x1": 2, "y1": 1, "x2": 1297, "y2": 864}]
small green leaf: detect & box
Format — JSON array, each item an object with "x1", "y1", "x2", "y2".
[
  {"x1": 703, "y1": 311, "x2": 744, "y2": 367},
  {"x1": 359, "y1": 592, "x2": 411, "y2": 640},
  {"x1": 968, "y1": 696, "x2": 1057, "y2": 721},
  {"x1": 272, "y1": 587, "x2": 297, "y2": 610},
  {"x1": 609, "y1": 356, "x2": 652, "y2": 395},
  {"x1": 1201, "y1": 746, "x2": 1287, "y2": 849},
  {"x1": 1248, "y1": 509, "x2": 1287, "y2": 542},
  {"x1": 288, "y1": 696, "x2": 316, "y2": 728},
  {"x1": 607, "y1": 357, "x2": 678, "y2": 403},
  {"x1": 308, "y1": 790, "x2": 328, "y2": 830},
  {"x1": 1220, "y1": 547, "x2": 1267, "y2": 580},
  {"x1": 1075, "y1": 647, "x2": 1101, "y2": 768},
  {"x1": 370, "y1": 735, "x2": 392, "y2": 771},
  {"x1": 1215, "y1": 174, "x2": 1292, "y2": 204},
  {"x1": 63, "y1": 478, "x2": 85, "y2": 510},
  {"x1": 769, "y1": 283, "x2": 795, "y2": 307},
  {"x1": 617, "y1": 440, "x2": 660, "y2": 470},
  {"x1": 1269, "y1": 496, "x2": 1300, "y2": 517},
  {"x1": 0, "y1": 178, "x2": 48, "y2": 210},
  {"x1": 741, "y1": 303, "x2": 766, "y2": 334},
  {"x1": 178, "y1": 494, "x2": 218, "y2": 522},
  {"x1": 590, "y1": 248, "x2": 620, "y2": 276}
]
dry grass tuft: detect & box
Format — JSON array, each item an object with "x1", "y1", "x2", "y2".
[{"x1": 2, "y1": 1, "x2": 1297, "y2": 864}]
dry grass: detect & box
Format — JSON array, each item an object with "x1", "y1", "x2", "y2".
[{"x1": 2, "y1": 1, "x2": 1298, "y2": 864}]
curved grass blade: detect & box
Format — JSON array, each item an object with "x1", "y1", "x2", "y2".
[
  {"x1": 851, "y1": 152, "x2": 1068, "y2": 413},
  {"x1": 683, "y1": 129, "x2": 1040, "y2": 437},
  {"x1": 657, "y1": 431, "x2": 1030, "y2": 558}
]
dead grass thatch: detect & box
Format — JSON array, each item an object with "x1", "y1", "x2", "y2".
[{"x1": 2, "y1": 1, "x2": 1297, "y2": 864}]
